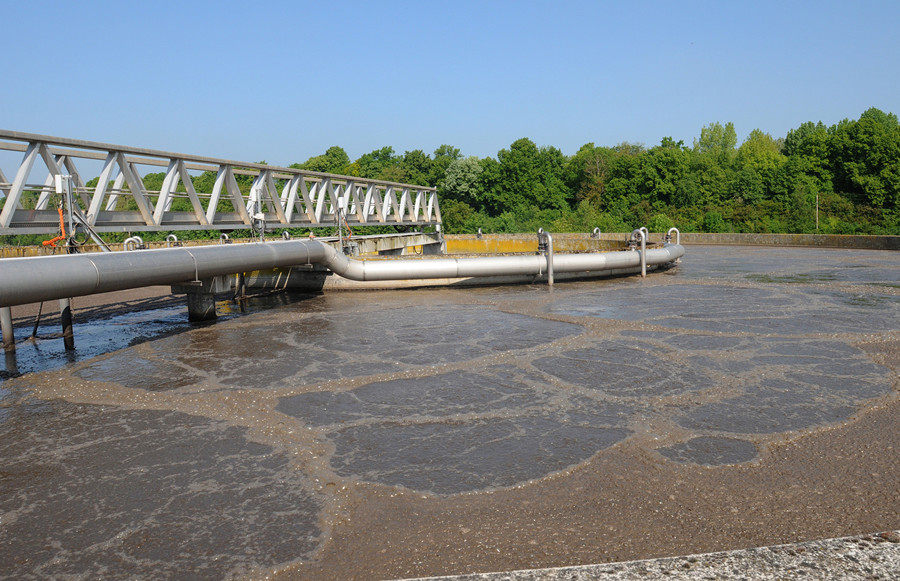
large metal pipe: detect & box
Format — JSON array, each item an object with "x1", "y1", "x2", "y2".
[
  {"x1": 0, "y1": 241, "x2": 327, "y2": 307},
  {"x1": 317, "y1": 241, "x2": 683, "y2": 282},
  {"x1": 0, "y1": 239, "x2": 685, "y2": 308}
]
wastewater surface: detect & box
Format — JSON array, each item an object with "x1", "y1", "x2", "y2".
[{"x1": 1, "y1": 246, "x2": 899, "y2": 580}]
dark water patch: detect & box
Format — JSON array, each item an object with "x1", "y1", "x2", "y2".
[
  {"x1": 279, "y1": 365, "x2": 634, "y2": 494},
  {"x1": 621, "y1": 331, "x2": 748, "y2": 353},
  {"x1": 0, "y1": 306, "x2": 186, "y2": 384},
  {"x1": 358, "y1": 306, "x2": 581, "y2": 365},
  {"x1": 677, "y1": 379, "x2": 858, "y2": 434},
  {"x1": 75, "y1": 351, "x2": 204, "y2": 391},
  {"x1": 278, "y1": 366, "x2": 545, "y2": 426},
  {"x1": 836, "y1": 293, "x2": 899, "y2": 308},
  {"x1": 685, "y1": 354, "x2": 759, "y2": 375},
  {"x1": 532, "y1": 343, "x2": 713, "y2": 398},
  {"x1": 329, "y1": 417, "x2": 630, "y2": 495},
  {"x1": 0, "y1": 401, "x2": 322, "y2": 579},
  {"x1": 158, "y1": 324, "x2": 303, "y2": 389},
  {"x1": 784, "y1": 372, "x2": 890, "y2": 400},
  {"x1": 657, "y1": 437, "x2": 758, "y2": 465},
  {"x1": 766, "y1": 339, "x2": 861, "y2": 358},
  {"x1": 105, "y1": 305, "x2": 582, "y2": 392},
  {"x1": 745, "y1": 272, "x2": 840, "y2": 284},
  {"x1": 0, "y1": 292, "x2": 327, "y2": 386},
  {"x1": 672, "y1": 246, "x2": 900, "y2": 285},
  {"x1": 551, "y1": 284, "x2": 900, "y2": 335}
]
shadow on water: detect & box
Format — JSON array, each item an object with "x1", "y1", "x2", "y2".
[{"x1": 0, "y1": 290, "x2": 322, "y2": 382}]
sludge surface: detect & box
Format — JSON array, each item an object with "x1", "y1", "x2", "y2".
[
  {"x1": 1, "y1": 245, "x2": 899, "y2": 579},
  {"x1": 277, "y1": 365, "x2": 634, "y2": 494},
  {"x1": 0, "y1": 400, "x2": 322, "y2": 580}
]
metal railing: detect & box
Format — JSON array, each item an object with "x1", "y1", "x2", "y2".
[{"x1": 0, "y1": 130, "x2": 441, "y2": 235}]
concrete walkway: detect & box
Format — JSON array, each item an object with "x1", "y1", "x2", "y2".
[{"x1": 403, "y1": 532, "x2": 900, "y2": 580}]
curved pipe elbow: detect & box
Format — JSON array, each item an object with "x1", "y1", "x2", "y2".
[{"x1": 317, "y1": 242, "x2": 368, "y2": 281}]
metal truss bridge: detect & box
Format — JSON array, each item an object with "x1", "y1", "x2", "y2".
[{"x1": 0, "y1": 130, "x2": 441, "y2": 236}]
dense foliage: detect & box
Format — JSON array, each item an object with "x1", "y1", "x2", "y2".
[
  {"x1": 294, "y1": 107, "x2": 899, "y2": 235},
  {"x1": 3, "y1": 108, "x2": 898, "y2": 245}
]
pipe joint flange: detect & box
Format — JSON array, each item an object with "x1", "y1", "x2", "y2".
[{"x1": 537, "y1": 228, "x2": 549, "y2": 254}]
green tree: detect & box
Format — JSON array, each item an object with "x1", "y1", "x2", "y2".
[
  {"x1": 647, "y1": 212, "x2": 675, "y2": 232},
  {"x1": 347, "y1": 146, "x2": 400, "y2": 180},
  {"x1": 731, "y1": 167, "x2": 767, "y2": 205},
  {"x1": 440, "y1": 156, "x2": 484, "y2": 208},
  {"x1": 602, "y1": 146, "x2": 644, "y2": 211},
  {"x1": 702, "y1": 210, "x2": 728, "y2": 232},
  {"x1": 438, "y1": 198, "x2": 477, "y2": 233},
  {"x1": 295, "y1": 146, "x2": 351, "y2": 174},
  {"x1": 829, "y1": 107, "x2": 900, "y2": 208},
  {"x1": 735, "y1": 129, "x2": 786, "y2": 202},
  {"x1": 641, "y1": 137, "x2": 691, "y2": 206},
  {"x1": 688, "y1": 151, "x2": 732, "y2": 207},
  {"x1": 399, "y1": 149, "x2": 434, "y2": 186},
  {"x1": 783, "y1": 121, "x2": 831, "y2": 186},
  {"x1": 480, "y1": 138, "x2": 571, "y2": 214},
  {"x1": 694, "y1": 121, "x2": 737, "y2": 166},
  {"x1": 567, "y1": 142, "x2": 616, "y2": 208},
  {"x1": 429, "y1": 144, "x2": 462, "y2": 187}
]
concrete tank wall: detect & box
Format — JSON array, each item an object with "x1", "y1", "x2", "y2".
[{"x1": 445, "y1": 232, "x2": 900, "y2": 251}]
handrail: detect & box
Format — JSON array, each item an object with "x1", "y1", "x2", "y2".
[{"x1": 0, "y1": 130, "x2": 441, "y2": 235}]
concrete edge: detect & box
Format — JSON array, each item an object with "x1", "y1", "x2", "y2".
[
  {"x1": 445, "y1": 232, "x2": 900, "y2": 250},
  {"x1": 399, "y1": 531, "x2": 900, "y2": 580}
]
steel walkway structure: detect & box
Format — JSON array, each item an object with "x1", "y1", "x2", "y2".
[{"x1": 0, "y1": 130, "x2": 441, "y2": 236}]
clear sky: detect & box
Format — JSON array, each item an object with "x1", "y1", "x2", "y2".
[{"x1": 4, "y1": 0, "x2": 899, "y2": 167}]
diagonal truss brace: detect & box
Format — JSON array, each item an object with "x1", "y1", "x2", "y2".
[{"x1": 0, "y1": 130, "x2": 441, "y2": 235}]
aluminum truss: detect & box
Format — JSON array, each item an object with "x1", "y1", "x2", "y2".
[{"x1": 0, "y1": 130, "x2": 442, "y2": 235}]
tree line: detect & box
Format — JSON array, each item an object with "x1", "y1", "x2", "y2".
[
  {"x1": 291, "y1": 107, "x2": 899, "y2": 236},
  {"x1": 2, "y1": 107, "x2": 898, "y2": 246}
]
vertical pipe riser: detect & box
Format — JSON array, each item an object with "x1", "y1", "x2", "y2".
[
  {"x1": 536, "y1": 229, "x2": 554, "y2": 286},
  {"x1": 1, "y1": 306, "x2": 14, "y2": 351},
  {"x1": 546, "y1": 232, "x2": 554, "y2": 286},
  {"x1": 59, "y1": 298, "x2": 74, "y2": 350}
]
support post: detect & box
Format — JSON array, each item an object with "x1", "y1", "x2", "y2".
[
  {"x1": 185, "y1": 292, "x2": 218, "y2": 322},
  {"x1": 235, "y1": 272, "x2": 246, "y2": 299},
  {"x1": 1, "y1": 306, "x2": 14, "y2": 351},
  {"x1": 59, "y1": 298, "x2": 75, "y2": 350},
  {"x1": 172, "y1": 275, "x2": 232, "y2": 322}
]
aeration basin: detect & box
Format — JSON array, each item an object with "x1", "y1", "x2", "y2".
[{"x1": 1, "y1": 244, "x2": 899, "y2": 581}]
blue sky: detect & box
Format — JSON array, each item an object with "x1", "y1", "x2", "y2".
[{"x1": 4, "y1": 0, "x2": 899, "y2": 167}]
